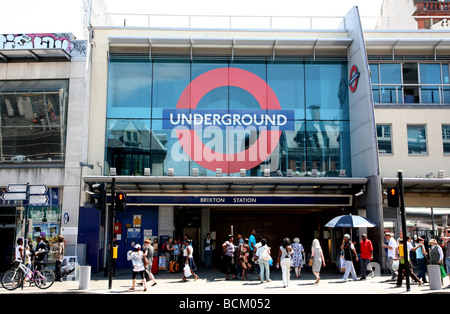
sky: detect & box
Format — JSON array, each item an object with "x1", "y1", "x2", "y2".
[{"x1": 0, "y1": 0, "x2": 384, "y2": 39}]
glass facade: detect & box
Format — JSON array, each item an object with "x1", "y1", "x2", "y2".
[
  {"x1": 370, "y1": 62, "x2": 450, "y2": 104},
  {"x1": 106, "y1": 56, "x2": 351, "y2": 177},
  {"x1": 0, "y1": 80, "x2": 69, "y2": 163}
]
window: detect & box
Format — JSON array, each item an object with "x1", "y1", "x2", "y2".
[
  {"x1": 443, "y1": 124, "x2": 450, "y2": 155},
  {"x1": 0, "y1": 80, "x2": 69, "y2": 163},
  {"x1": 376, "y1": 124, "x2": 392, "y2": 154},
  {"x1": 407, "y1": 124, "x2": 427, "y2": 155},
  {"x1": 369, "y1": 62, "x2": 450, "y2": 104}
]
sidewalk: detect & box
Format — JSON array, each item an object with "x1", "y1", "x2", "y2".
[{"x1": 1, "y1": 267, "x2": 449, "y2": 294}]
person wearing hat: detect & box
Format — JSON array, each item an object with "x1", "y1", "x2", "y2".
[
  {"x1": 429, "y1": 239, "x2": 444, "y2": 265},
  {"x1": 340, "y1": 234, "x2": 358, "y2": 281},
  {"x1": 51, "y1": 235, "x2": 65, "y2": 281},
  {"x1": 127, "y1": 244, "x2": 147, "y2": 291}
]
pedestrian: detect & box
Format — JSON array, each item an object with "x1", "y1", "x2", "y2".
[
  {"x1": 382, "y1": 232, "x2": 398, "y2": 280},
  {"x1": 235, "y1": 232, "x2": 244, "y2": 277},
  {"x1": 237, "y1": 238, "x2": 252, "y2": 280},
  {"x1": 359, "y1": 233, "x2": 373, "y2": 280},
  {"x1": 182, "y1": 239, "x2": 199, "y2": 281},
  {"x1": 52, "y1": 235, "x2": 65, "y2": 282},
  {"x1": 411, "y1": 237, "x2": 428, "y2": 283},
  {"x1": 173, "y1": 239, "x2": 181, "y2": 264},
  {"x1": 291, "y1": 237, "x2": 305, "y2": 278},
  {"x1": 222, "y1": 235, "x2": 237, "y2": 280},
  {"x1": 341, "y1": 234, "x2": 358, "y2": 281},
  {"x1": 14, "y1": 238, "x2": 24, "y2": 269},
  {"x1": 395, "y1": 239, "x2": 422, "y2": 287},
  {"x1": 204, "y1": 233, "x2": 213, "y2": 271},
  {"x1": 256, "y1": 238, "x2": 271, "y2": 283},
  {"x1": 152, "y1": 238, "x2": 159, "y2": 255},
  {"x1": 249, "y1": 229, "x2": 258, "y2": 274},
  {"x1": 441, "y1": 226, "x2": 450, "y2": 286},
  {"x1": 429, "y1": 238, "x2": 443, "y2": 263},
  {"x1": 27, "y1": 238, "x2": 34, "y2": 270},
  {"x1": 277, "y1": 237, "x2": 293, "y2": 288},
  {"x1": 34, "y1": 235, "x2": 48, "y2": 272},
  {"x1": 143, "y1": 239, "x2": 157, "y2": 286},
  {"x1": 127, "y1": 244, "x2": 147, "y2": 291},
  {"x1": 165, "y1": 237, "x2": 175, "y2": 271},
  {"x1": 311, "y1": 238, "x2": 326, "y2": 283}
]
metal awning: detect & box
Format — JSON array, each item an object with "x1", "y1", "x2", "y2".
[
  {"x1": 107, "y1": 36, "x2": 353, "y2": 49},
  {"x1": 83, "y1": 175, "x2": 366, "y2": 194},
  {"x1": 0, "y1": 48, "x2": 71, "y2": 62},
  {"x1": 381, "y1": 177, "x2": 450, "y2": 192}
]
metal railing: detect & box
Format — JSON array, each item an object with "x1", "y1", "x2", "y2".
[{"x1": 99, "y1": 13, "x2": 450, "y2": 31}]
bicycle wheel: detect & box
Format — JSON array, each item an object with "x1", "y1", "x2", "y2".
[
  {"x1": 34, "y1": 269, "x2": 55, "y2": 289},
  {"x1": 1, "y1": 269, "x2": 23, "y2": 290}
]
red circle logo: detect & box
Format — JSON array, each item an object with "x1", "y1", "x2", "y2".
[
  {"x1": 349, "y1": 65, "x2": 360, "y2": 93},
  {"x1": 175, "y1": 67, "x2": 282, "y2": 173}
]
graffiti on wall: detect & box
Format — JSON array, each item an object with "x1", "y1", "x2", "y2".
[{"x1": 0, "y1": 33, "x2": 86, "y2": 56}]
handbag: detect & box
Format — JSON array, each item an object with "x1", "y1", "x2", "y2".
[
  {"x1": 309, "y1": 257, "x2": 314, "y2": 266},
  {"x1": 143, "y1": 255, "x2": 149, "y2": 267}
]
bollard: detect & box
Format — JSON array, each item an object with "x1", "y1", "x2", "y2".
[
  {"x1": 79, "y1": 266, "x2": 91, "y2": 290},
  {"x1": 427, "y1": 265, "x2": 442, "y2": 290}
]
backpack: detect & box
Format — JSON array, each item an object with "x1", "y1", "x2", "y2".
[{"x1": 161, "y1": 242, "x2": 167, "y2": 253}]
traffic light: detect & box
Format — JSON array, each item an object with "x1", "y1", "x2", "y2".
[
  {"x1": 90, "y1": 182, "x2": 106, "y2": 211},
  {"x1": 387, "y1": 187, "x2": 399, "y2": 208},
  {"x1": 115, "y1": 192, "x2": 126, "y2": 211}
]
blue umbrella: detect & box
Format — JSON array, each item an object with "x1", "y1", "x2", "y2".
[{"x1": 325, "y1": 214, "x2": 376, "y2": 228}]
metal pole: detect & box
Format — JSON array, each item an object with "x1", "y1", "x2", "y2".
[
  {"x1": 108, "y1": 178, "x2": 116, "y2": 290},
  {"x1": 398, "y1": 171, "x2": 410, "y2": 291}
]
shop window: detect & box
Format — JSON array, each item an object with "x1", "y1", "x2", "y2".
[{"x1": 0, "y1": 80, "x2": 68, "y2": 164}]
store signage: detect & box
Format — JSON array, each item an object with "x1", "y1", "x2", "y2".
[
  {"x1": 123, "y1": 194, "x2": 351, "y2": 207},
  {"x1": 163, "y1": 109, "x2": 294, "y2": 131},
  {"x1": 171, "y1": 67, "x2": 289, "y2": 173},
  {"x1": 2, "y1": 192, "x2": 27, "y2": 201}
]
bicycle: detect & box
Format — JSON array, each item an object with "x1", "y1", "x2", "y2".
[{"x1": 1, "y1": 262, "x2": 55, "y2": 290}]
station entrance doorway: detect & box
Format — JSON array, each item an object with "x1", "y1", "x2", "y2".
[{"x1": 209, "y1": 207, "x2": 335, "y2": 267}]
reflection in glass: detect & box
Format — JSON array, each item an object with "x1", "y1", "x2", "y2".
[
  {"x1": 376, "y1": 124, "x2": 392, "y2": 154},
  {"x1": 407, "y1": 124, "x2": 427, "y2": 155},
  {"x1": 106, "y1": 119, "x2": 152, "y2": 175},
  {"x1": 0, "y1": 80, "x2": 68, "y2": 163},
  {"x1": 442, "y1": 125, "x2": 450, "y2": 155}
]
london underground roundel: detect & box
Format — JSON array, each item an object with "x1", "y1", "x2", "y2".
[{"x1": 174, "y1": 67, "x2": 283, "y2": 174}]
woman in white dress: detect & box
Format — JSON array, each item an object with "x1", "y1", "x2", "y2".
[{"x1": 311, "y1": 239, "x2": 326, "y2": 284}]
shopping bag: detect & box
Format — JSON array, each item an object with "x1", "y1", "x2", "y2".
[
  {"x1": 340, "y1": 257, "x2": 346, "y2": 273},
  {"x1": 184, "y1": 264, "x2": 191, "y2": 277},
  {"x1": 440, "y1": 265, "x2": 447, "y2": 279}
]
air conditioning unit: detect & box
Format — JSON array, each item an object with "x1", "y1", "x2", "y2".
[{"x1": 438, "y1": 170, "x2": 445, "y2": 178}]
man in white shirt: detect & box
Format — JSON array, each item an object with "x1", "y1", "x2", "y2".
[{"x1": 382, "y1": 233, "x2": 397, "y2": 280}]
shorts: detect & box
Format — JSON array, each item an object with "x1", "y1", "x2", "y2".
[
  {"x1": 132, "y1": 270, "x2": 145, "y2": 280},
  {"x1": 446, "y1": 257, "x2": 450, "y2": 274}
]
